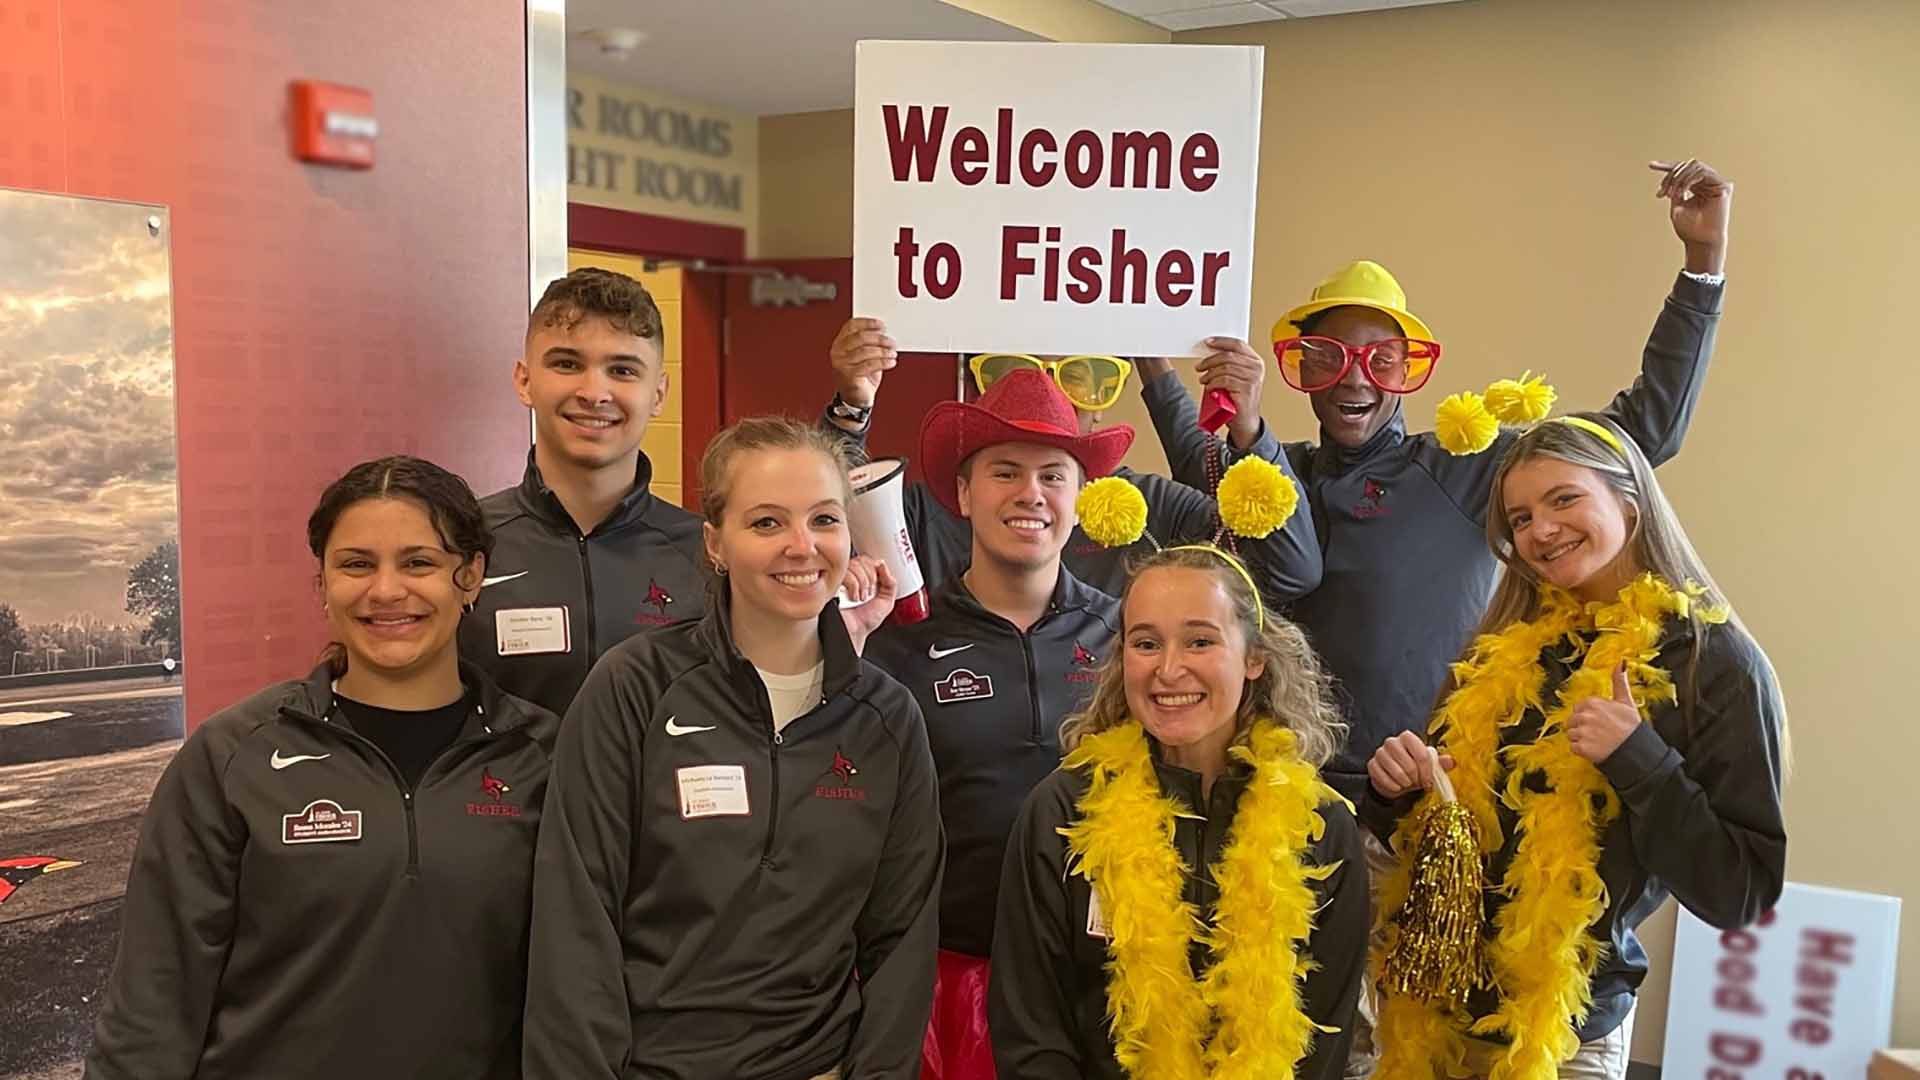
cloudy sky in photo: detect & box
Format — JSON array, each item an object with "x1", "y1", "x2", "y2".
[{"x1": 0, "y1": 190, "x2": 180, "y2": 626}]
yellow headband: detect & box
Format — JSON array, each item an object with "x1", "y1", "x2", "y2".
[
  {"x1": 1555, "y1": 416, "x2": 1627, "y2": 458},
  {"x1": 1165, "y1": 544, "x2": 1265, "y2": 631}
]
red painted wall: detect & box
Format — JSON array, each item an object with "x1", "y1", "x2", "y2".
[{"x1": 0, "y1": 0, "x2": 531, "y2": 727}]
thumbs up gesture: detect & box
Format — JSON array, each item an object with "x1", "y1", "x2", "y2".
[{"x1": 1567, "y1": 664, "x2": 1641, "y2": 764}]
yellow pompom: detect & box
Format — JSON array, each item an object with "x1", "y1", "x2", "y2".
[
  {"x1": 1216, "y1": 456, "x2": 1299, "y2": 539},
  {"x1": 1435, "y1": 391, "x2": 1499, "y2": 455},
  {"x1": 1483, "y1": 370, "x2": 1557, "y2": 425},
  {"x1": 1076, "y1": 476, "x2": 1148, "y2": 548}
]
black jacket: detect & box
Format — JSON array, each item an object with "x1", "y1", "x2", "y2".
[
  {"x1": 86, "y1": 663, "x2": 558, "y2": 1080},
  {"x1": 862, "y1": 570, "x2": 1120, "y2": 958},
  {"x1": 1359, "y1": 617, "x2": 1788, "y2": 1040},
  {"x1": 821, "y1": 375, "x2": 1322, "y2": 606},
  {"x1": 990, "y1": 750, "x2": 1369, "y2": 1080},
  {"x1": 522, "y1": 590, "x2": 943, "y2": 1080},
  {"x1": 1148, "y1": 273, "x2": 1724, "y2": 800},
  {"x1": 460, "y1": 450, "x2": 708, "y2": 718}
]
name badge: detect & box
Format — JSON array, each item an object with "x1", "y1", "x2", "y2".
[
  {"x1": 932, "y1": 668, "x2": 994, "y2": 705},
  {"x1": 677, "y1": 764, "x2": 751, "y2": 820},
  {"x1": 1086, "y1": 888, "x2": 1112, "y2": 939},
  {"x1": 283, "y1": 799, "x2": 364, "y2": 844},
  {"x1": 497, "y1": 606, "x2": 570, "y2": 656}
]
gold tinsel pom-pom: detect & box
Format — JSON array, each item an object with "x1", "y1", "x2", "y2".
[
  {"x1": 1216, "y1": 456, "x2": 1299, "y2": 539},
  {"x1": 1435, "y1": 392, "x2": 1499, "y2": 455},
  {"x1": 1076, "y1": 476, "x2": 1149, "y2": 547},
  {"x1": 1483, "y1": 370, "x2": 1558, "y2": 425},
  {"x1": 1382, "y1": 799, "x2": 1488, "y2": 1010}
]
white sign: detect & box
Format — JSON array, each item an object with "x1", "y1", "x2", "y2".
[
  {"x1": 1663, "y1": 882, "x2": 1901, "y2": 1080},
  {"x1": 853, "y1": 41, "x2": 1263, "y2": 357}
]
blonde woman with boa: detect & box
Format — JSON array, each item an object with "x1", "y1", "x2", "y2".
[
  {"x1": 989, "y1": 545, "x2": 1367, "y2": 1080},
  {"x1": 1363, "y1": 414, "x2": 1787, "y2": 1080}
]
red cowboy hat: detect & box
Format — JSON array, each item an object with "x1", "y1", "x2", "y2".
[{"x1": 919, "y1": 368, "x2": 1134, "y2": 516}]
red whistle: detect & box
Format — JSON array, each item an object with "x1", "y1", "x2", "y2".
[{"x1": 1199, "y1": 387, "x2": 1237, "y2": 432}]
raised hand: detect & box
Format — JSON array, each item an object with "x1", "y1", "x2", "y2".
[
  {"x1": 830, "y1": 317, "x2": 897, "y2": 408},
  {"x1": 1649, "y1": 158, "x2": 1732, "y2": 275}
]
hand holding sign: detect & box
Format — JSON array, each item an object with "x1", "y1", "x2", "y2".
[{"x1": 830, "y1": 317, "x2": 896, "y2": 409}]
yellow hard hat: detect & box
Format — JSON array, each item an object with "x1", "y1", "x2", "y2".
[{"x1": 1273, "y1": 260, "x2": 1434, "y2": 343}]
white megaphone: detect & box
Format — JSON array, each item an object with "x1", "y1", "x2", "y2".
[{"x1": 840, "y1": 457, "x2": 930, "y2": 625}]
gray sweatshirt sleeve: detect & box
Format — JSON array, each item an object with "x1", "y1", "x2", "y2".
[
  {"x1": 523, "y1": 660, "x2": 642, "y2": 1080},
  {"x1": 1595, "y1": 272, "x2": 1725, "y2": 467},
  {"x1": 1597, "y1": 624, "x2": 1787, "y2": 929},
  {"x1": 846, "y1": 698, "x2": 945, "y2": 1077},
  {"x1": 1140, "y1": 368, "x2": 1287, "y2": 486},
  {"x1": 1415, "y1": 270, "x2": 1726, "y2": 527},
  {"x1": 85, "y1": 728, "x2": 245, "y2": 1080}
]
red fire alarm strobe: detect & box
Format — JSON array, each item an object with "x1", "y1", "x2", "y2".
[{"x1": 291, "y1": 81, "x2": 377, "y2": 169}]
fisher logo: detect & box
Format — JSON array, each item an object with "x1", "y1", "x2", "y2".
[
  {"x1": 468, "y1": 768, "x2": 522, "y2": 818},
  {"x1": 1066, "y1": 641, "x2": 1100, "y2": 684},
  {"x1": 636, "y1": 579, "x2": 677, "y2": 626},
  {"x1": 815, "y1": 748, "x2": 867, "y2": 801},
  {"x1": 933, "y1": 667, "x2": 994, "y2": 705},
  {"x1": 283, "y1": 799, "x2": 364, "y2": 844},
  {"x1": 1355, "y1": 477, "x2": 1390, "y2": 519}
]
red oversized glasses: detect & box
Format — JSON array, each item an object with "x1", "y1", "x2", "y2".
[{"x1": 1272, "y1": 335, "x2": 1441, "y2": 394}]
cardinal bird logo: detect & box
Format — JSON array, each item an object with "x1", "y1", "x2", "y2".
[
  {"x1": 0, "y1": 856, "x2": 81, "y2": 905},
  {"x1": 645, "y1": 580, "x2": 674, "y2": 613},
  {"x1": 831, "y1": 751, "x2": 859, "y2": 784},
  {"x1": 1356, "y1": 477, "x2": 1391, "y2": 519},
  {"x1": 480, "y1": 769, "x2": 511, "y2": 802},
  {"x1": 1072, "y1": 642, "x2": 1097, "y2": 667}
]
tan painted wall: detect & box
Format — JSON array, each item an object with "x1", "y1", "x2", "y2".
[{"x1": 758, "y1": 109, "x2": 856, "y2": 259}]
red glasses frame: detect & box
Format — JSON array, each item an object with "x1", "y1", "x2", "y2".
[{"x1": 1272, "y1": 335, "x2": 1442, "y2": 394}]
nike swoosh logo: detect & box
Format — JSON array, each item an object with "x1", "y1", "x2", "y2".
[
  {"x1": 481, "y1": 571, "x2": 529, "y2": 587},
  {"x1": 270, "y1": 750, "x2": 331, "y2": 771},
  {"x1": 663, "y1": 716, "x2": 715, "y2": 737},
  {"x1": 928, "y1": 643, "x2": 974, "y2": 660}
]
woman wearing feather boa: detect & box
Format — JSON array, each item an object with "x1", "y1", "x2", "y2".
[
  {"x1": 1362, "y1": 415, "x2": 1788, "y2": 1080},
  {"x1": 989, "y1": 544, "x2": 1368, "y2": 1080}
]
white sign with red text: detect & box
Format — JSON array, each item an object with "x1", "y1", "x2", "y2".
[
  {"x1": 1663, "y1": 882, "x2": 1901, "y2": 1080},
  {"x1": 853, "y1": 40, "x2": 1263, "y2": 357}
]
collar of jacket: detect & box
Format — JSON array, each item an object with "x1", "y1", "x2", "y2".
[
  {"x1": 276, "y1": 658, "x2": 545, "y2": 736},
  {"x1": 695, "y1": 578, "x2": 863, "y2": 701},
  {"x1": 1145, "y1": 731, "x2": 1256, "y2": 808},
  {"x1": 1312, "y1": 401, "x2": 1408, "y2": 480},
  {"x1": 513, "y1": 448, "x2": 661, "y2": 535},
  {"x1": 934, "y1": 563, "x2": 1106, "y2": 628}
]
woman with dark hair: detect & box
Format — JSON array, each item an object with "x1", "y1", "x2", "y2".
[{"x1": 86, "y1": 455, "x2": 558, "y2": 1080}]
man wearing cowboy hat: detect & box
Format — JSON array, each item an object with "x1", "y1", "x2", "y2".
[
  {"x1": 822, "y1": 325, "x2": 1319, "y2": 606},
  {"x1": 859, "y1": 367, "x2": 1132, "y2": 1080},
  {"x1": 1137, "y1": 158, "x2": 1733, "y2": 1076}
]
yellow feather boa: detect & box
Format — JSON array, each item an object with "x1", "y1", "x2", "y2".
[
  {"x1": 1062, "y1": 719, "x2": 1341, "y2": 1080},
  {"x1": 1376, "y1": 574, "x2": 1719, "y2": 1080}
]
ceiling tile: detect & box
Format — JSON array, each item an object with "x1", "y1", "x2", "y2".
[{"x1": 1152, "y1": 3, "x2": 1291, "y2": 30}]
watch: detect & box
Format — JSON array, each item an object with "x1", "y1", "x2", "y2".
[{"x1": 828, "y1": 393, "x2": 873, "y2": 425}]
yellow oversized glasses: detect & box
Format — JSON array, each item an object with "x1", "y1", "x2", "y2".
[{"x1": 967, "y1": 353, "x2": 1133, "y2": 411}]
